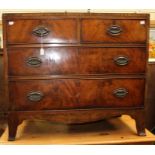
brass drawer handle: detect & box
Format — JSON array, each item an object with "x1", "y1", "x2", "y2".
[
  {"x1": 113, "y1": 88, "x2": 128, "y2": 98},
  {"x1": 26, "y1": 57, "x2": 42, "y2": 67},
  {"x1": 114, "y1": 56, "x2": 129, "y2": 66},
  {"x1": 27, "y1": 91, "x2": 44, "y2": 102},
  {"x1": 32, "y1": 26, "x2": 50, "y2": 37},
  {"x1": 107, "y1": 25, "x2": 122, "y2": 36}
]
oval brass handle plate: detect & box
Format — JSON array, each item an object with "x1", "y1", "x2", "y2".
[
  {"x1": 27, "y1": 91, "x2": 44, "y2": 102},
  {"x1": 114, "y1": 56, "x2": 129, "y2": 66},
  {"x1": 26, "y1": 57, "x2": 42, "y2": 67},
  {"x1": 107, "y1": 25, "x2": 122, "y2": 36},
  {"x1": 113, "y1": 88, "x2": 128, "y2": 98},
  {"x1": 32, "y1": 26, "x2": 50, "y2": 37}
]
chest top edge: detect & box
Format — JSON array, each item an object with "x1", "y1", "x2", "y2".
[{"x1": 2, "y1": 12, "x2": 150, "y2": 20}]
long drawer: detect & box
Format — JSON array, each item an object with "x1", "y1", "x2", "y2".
[
  {"x1": 9, "y1": 78, "x2": 145, "y2": 110},
  {"x1": 81, "y1": 19, "x2": 147, "y2": 43},
  {"x1": 6, "y1": 19, "x2": 78, "y2": 44},
  {"x1": 8, "y1": 47, "x2": 146, "y2": 76}
]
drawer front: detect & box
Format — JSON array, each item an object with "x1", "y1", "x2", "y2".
[
  {"x1": 81, "y1": 19, "x2": 147, "y2": 43},
  {"x1": 8, "y1": 47, "x2": 146, "y2": 76},
  {"x1": 6, "y1": 19, "x2": 78, "y2": 44},
  {"x1": 8, "y1": 47, "x2": 78, "y2": 75},
  {"x1": 9, "y1": 79, "x2": 144, "y2": 110},
  {"x1": 79, "y1": 47, "x2": 146, "y2": 74}
]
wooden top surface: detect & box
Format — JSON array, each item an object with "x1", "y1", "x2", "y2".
[
  {"x1": 0, "y1": 115, "x2": 155, "y2": 144},
  {"x1": 2, "y1": 12, "x2": 149, "y2": 20}
]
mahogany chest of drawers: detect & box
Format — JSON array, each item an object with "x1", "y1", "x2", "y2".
[{"x1": 2, "y1": 13, "x2": 149, "y2": 141}]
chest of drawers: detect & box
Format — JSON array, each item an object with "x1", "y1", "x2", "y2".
[{"x1": 2, "y1": 13, "x2": 149, "y2": 141}]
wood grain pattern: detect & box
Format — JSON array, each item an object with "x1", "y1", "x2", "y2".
[
  {"x1": 79, "y1": 47, "x2": 146, "y2": 74},
  {"x1": 8, "y1": 47, "x2": 78, "y2": 75},
  {"x1": 6, "y1": 19, "x2": 78, "y2": 44},
  {"x1": 8, "y1": 47, "x2": 146, "y2": 76},
  {"x1": 9, "y1": 79, "x2": 145, "y2": 110},
  {"x1": 81, "y1": 19, "x2": 147, "y2": 43},
  {"x1": 2, "y1": 13, "x2": 149, "y2": 140}
]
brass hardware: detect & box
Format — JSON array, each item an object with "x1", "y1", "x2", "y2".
[
  {"x1": 26, "y1": 57, "x2": 42, "y2": 67},
  {"x1": 114, "y1": 56, "x2": 129, "y2": 66},
  {"x1": 107, "y1": 25, "x2": 122, "y2": 36},
  {"x1": 32, "y1": 26, "x2": 50, "y2": 37},
  {"x1": 27, "y1": 91, "x2": 43, "y2": 102},
  {"x1": 113, "y1": 88, "x2": 128, "y2": 98}
]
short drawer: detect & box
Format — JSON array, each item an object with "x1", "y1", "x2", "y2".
[
  {"x1": 9, "y1": 79, "x2": 145, "y2": 110},
  {"x1": 8, "y1": 47, "x2": 78, "y2": 75},
  {"x1": 79, "y1": 47, "x2": 146, "y2": 74},
  {"x1": 81, "y1": 19, "x2": 147, "y2": 43},
  {"x1": 8, "y1": 47, "x2": 146, "y2": 76},
  {"x1": 6, "y1": 19, "x2": 78, "y2": 44}
]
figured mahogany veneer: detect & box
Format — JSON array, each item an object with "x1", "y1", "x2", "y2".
[
  {"x1": 6, "y1": 19, "x2": 78, "y2": 44},
  {"x1": 8, "y1": 47, "x2": 146, "y2": 75},
  {"x1": 81, "y1": 19, "x2": 147, "y2": 43},
  {"x1": 2, "y1": 13, "x2": 149, "y2": 141},
  {"x1": 9, "y1": 79, "x2": 144, "y2": 110}
]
